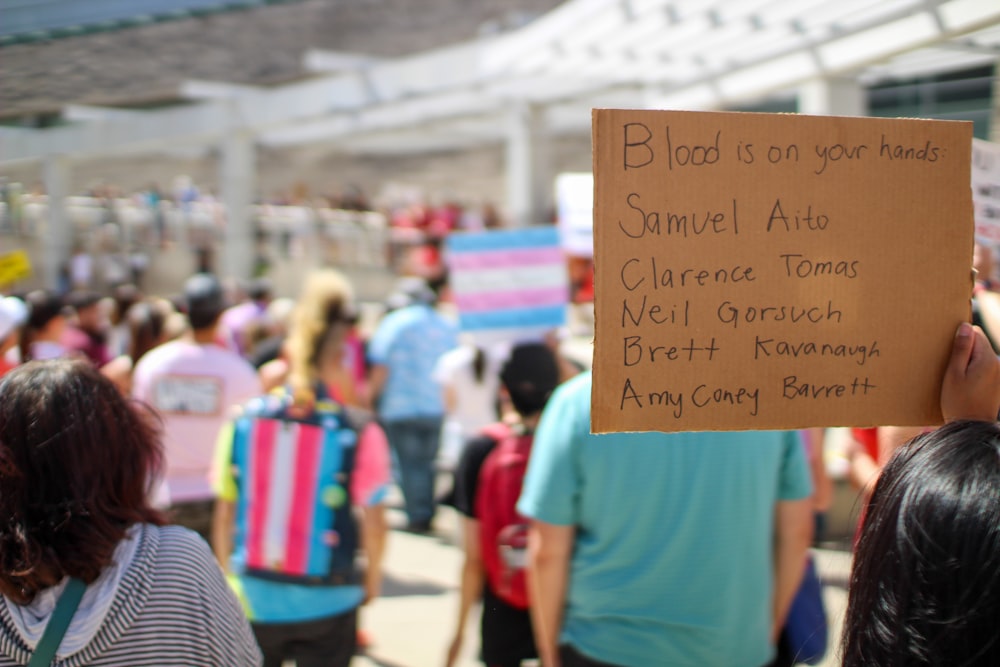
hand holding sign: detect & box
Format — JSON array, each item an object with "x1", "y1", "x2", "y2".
[{"x1": 941, "y1": 323, "x2": 1000, "y2": 423}]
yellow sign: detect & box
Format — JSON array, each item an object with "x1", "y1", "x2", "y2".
[{"x1": 0, "y1": 250, "x2": 31, "y2": 287}]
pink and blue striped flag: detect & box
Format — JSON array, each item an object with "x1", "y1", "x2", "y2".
[
  {"x1": 446, "y1": 227, "x2": 569, "y2": 342},
  {"x1": 235, "y1": 417, "x2": 346, "y2": 578}
]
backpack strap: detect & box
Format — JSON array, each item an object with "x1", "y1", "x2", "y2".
[{"x1": 29, "y1": 578, "x2": 86, "y2": 667}]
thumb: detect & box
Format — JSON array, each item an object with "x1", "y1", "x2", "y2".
[{"x1": 948, "y1": 322, "x2": 975, "y2": 378}]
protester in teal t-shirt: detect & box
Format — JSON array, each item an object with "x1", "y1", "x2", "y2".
[{"x1": 517, "y1": 372, "x2": 813, "y2": 667}]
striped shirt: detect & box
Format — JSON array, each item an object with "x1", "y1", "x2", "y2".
[{"x1": 0, "y1": 524, "x2": 262, "y2": 666}]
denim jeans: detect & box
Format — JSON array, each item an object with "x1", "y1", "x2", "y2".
[{"x1": 383, "y1": 416, "x2": 443, "y2": 525}]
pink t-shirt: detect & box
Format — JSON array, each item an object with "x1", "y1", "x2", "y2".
[
  {"x1": 133, "y1": 340, "x2": 262, "y2": 504},
  {"x1": 218, "y1": 301, "x2": 267, "y2": 357},
  {"x1": 352, "y1": 422, "x2": 391, "y2": 506}
]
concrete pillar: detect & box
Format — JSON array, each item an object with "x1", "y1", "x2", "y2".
[
  {"x1": 799, "y1": 76, "x2": 867, "y2": 117},
  {"x1": 990, "y1": 67, "x2": 999, "y2": 143},
  {"x1": 43, "y1": 155, "x2": 71, "y2": 291},
  {"x1": 505, "y1": 102, "x2": 551, "y2": 227},
  {"x1": 219, "y1": 127, "x2": 256, "y2": 281}
]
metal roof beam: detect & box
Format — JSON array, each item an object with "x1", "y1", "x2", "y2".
[
  {"x1": 633, "y1": 0, "x2": 1000, "y2": 109},
  {"x1": 302, "y1": 49, "x2": 381, "y2": 74},
  {"x1": 0, "y1": 103, "x2": 232, "y2": 165},
  {"x1": 179, "y1": 80, "x2": 263, "y2": 100},
  {"x1": 62, "y1": 104, "x2": 151, "y2": 123}
]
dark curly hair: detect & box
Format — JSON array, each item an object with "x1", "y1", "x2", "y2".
[
  {"x1": 842, "y1": 420, "x2": 1000, "y2": 666},
  {"x1": 0, "y1": 359, "x2": 165, "y2": 604}
]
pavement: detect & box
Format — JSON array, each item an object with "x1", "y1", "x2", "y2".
[{"x1": 352, "y1": 486, "x2": 853, "y2": 667}]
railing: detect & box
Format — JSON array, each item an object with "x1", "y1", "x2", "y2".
[{"x1": 0, "y1": 195, "x2": 429, "y2": 271}]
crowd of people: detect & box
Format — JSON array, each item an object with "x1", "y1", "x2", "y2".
[
  {"x1": 0, "y1": 231, "x2": 998, "y2": 667},
  {"x1": 1, "y1": 177, "x2": 507, "y2": 288}
]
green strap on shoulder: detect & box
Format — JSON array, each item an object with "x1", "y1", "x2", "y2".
[{"x1": 28, "y1": 577, "x2": 86, "y2": 667}]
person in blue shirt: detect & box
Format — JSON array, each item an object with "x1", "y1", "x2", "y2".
[
  {"x1": 519, "y1": 322, "x2": 1000, "y2": 667},
  {"x1": 368, "y1": 276, "x2": 458, "y2": 533},
  {"x1": 518, "y1": 370, "x2": 814, "y2": 667}
]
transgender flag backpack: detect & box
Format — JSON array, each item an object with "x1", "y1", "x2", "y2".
[{"x1": 229, "y1": 387, "x2": 363, "y2": 585}]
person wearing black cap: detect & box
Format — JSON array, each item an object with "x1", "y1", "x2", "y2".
[
  {"x1": 445, "y1": 343, "x2": 561, "y2": 667},
  {"x1": 132, "y1": 273, "x2": 261, "y2": 539}
]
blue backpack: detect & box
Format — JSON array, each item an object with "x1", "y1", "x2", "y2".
[{"x1": 229, "y1": 389, "x2": 364, "y2": 585}]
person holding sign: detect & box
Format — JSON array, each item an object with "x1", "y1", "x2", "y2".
[{"x1": 843, "y1": 323, "x2": 1000, "y2": 666}]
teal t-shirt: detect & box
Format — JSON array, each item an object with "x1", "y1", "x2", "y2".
[{"x1": 517, "y1": 372, "x2": 812, "y2": 667}]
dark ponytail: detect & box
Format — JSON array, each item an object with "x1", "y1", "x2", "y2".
[{"x1": 472, "y1": 346, "x2": 485, "y2": 383}]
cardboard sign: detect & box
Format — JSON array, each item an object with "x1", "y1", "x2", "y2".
[
  {"x1": 446, "y1": 227, "x2": 569, "y2": 344},
  {"x1": 972, "y1": 138, "x2": 1000, "y2": 243},
  {"x1": 0, "y1": 249, "x2": 32, "y2": 287},
  {"x1": 592, "y1": 109, "x2": 973, "y2": 433}
]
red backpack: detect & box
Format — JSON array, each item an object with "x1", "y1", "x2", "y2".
[{"x1": 474, "y1": 423, "x2": 534, "y2": 609}]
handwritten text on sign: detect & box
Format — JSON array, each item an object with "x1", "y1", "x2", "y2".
[{"x1": 591, "y1": 110, "x2": 973, "y2": 433}]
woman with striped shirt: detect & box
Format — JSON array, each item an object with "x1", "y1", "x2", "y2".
[{"x1": 0, "y1": 359, "x2": 261, "y2": 666}]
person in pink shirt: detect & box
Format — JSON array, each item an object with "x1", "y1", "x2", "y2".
[
  {"x1": 132, "y1": 273, "x2": 261, "y2": 540},
  {"x1": 217, "y1": 277, "x2": 273, "y2": 358}
]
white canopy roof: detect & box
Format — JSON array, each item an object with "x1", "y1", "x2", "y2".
[{"x1": 2, "y1": 0, "x2": 998, "y2": 164}]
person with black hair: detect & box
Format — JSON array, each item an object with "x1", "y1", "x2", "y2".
[
  {"x1": 433, "y1": 334, "x2": 502, "y2": 469},
  {"x1": 132, "y1": 273, "x2": 261, "y2": 539},
  {"x1": 19, "y1": 289, "x2": 70, "y2": 362},
  {"x1": 446, "y1": 343, "x2": 561, "y2": 667},
  {"x1": 842, "y1": 322, "x2": 1000, "y2": 666}
]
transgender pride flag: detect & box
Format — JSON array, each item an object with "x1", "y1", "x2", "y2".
[
  {"x1": 232, "y1": 416, "x2": 348, "y2": 579},
  {"x1": 446, "y1": 227, "x2": 569, "y2": 342}
]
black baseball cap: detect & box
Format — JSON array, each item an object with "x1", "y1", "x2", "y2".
[{"x1": 501, "y1": 342, "x2": 560, "y2": 417}]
